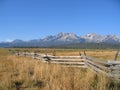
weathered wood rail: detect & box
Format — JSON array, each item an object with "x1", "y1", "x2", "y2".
[{"x1": 9, "y1": 50, "x2": 120, "y2": 82}]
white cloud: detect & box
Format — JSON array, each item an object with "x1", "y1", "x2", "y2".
[{"x1": 5, "y1": 39, "x2": 13, "y2": 42}]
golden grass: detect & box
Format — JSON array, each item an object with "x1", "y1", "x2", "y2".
[
  {"x1": 12, "y1": 48, "x2": 120, "y2": 60},
  {"x1": 0, "y1": 48, "x2": 120, "y2": 90}
]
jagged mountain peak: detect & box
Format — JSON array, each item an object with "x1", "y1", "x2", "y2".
[
  {"x1": 57, "y1": 32, "x2": 66, "y2": 36},
  {"x1": 12, "y1": 39, "x2": 24, "y2": 43},
  {"x1": 43, "y1": 32, "x2": 79, "y2": 42},
  {"x1": 85, "y1": 33, "x2": 103, "y2": 38},
  {"x1": 1, "y1": 32, "x2": 120, "y2": 47},
  {"x1": 86, "y1": 33, "x2": 100, "y2": 36},
  {"x1": 57, "y1": 32, "x2": 76, "y2": 36},
  {"x1": 103, "y1": 34, "x2": 120, "y2": 43},
  {"x1": 80, "y1": 33, "x2": 104, "y2": 42},
  {"x1": 56, "y1": 32, "x2": 79, "y2": 41},
  {"x1": 105, "y1": 34, "x2": 119, "y2": 38}
]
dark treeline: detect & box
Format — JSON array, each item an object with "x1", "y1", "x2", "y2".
[
  {"x1": 58, "y1": 43, "x2": 120, "y2": 49},
  {"x1": 7, "y1": 43, "x2": 120, "y2": 49}
]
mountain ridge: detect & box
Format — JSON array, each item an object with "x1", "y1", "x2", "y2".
[{"x1": 1, "y1": 32, "x2": 120, "y2": 48}]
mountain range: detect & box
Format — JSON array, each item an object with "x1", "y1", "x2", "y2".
[{"x1": 1, "y1": 32, "x2": 120, "y2": 48}]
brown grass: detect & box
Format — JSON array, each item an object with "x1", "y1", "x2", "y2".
[
  {"x1": 0, "y1": 48, "x2": 120, "y2": 90},
  {"x1": 12, "y1": 48, "x2": 120, "y2": 60}
]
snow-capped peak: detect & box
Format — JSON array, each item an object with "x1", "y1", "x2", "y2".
[
  {"x1": 55, "y1": 32, "x2": 79, "y2": 41},
  {"x1": 80, "y1": 33, "x2": 105, "y2": 42},
  {"x1": 1, "y1": 32, "x2": 120, "y2": 48}
]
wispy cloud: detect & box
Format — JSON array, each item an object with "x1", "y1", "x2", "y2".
[{"x1": 5, "y1": 39, "x2": 13, "y2": 42}]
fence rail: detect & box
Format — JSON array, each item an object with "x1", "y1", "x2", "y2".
[{"x1": 9, "y1": 50, "x2": 120, "y2": 82}]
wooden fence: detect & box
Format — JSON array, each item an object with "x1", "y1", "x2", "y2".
[{"x1": 9, "y1": 50, "x2": 120, "y2": 82}]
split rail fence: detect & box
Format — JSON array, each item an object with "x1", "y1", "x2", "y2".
[{"x1": 9, "y1": 50, "x2": 120, "y2": 82}]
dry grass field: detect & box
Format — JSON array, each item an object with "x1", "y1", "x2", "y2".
[
  {"x1": 0, "y1": 48, "x2": 120, "y2": 90},
  {"x1": 13, "y1": 48, "x2": 120, "y2": 60}
]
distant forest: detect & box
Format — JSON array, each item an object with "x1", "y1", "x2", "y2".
[
  {"x1": 58, "y1": 43, "x2": 120, "y2": 49},
  {"x1": 11, "y1": 43, "x2": 120, "y2": 49}
]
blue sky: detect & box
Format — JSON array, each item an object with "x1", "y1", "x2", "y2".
[{"x1": 0, "y1": 0, "x2": 120, "y2": 41}]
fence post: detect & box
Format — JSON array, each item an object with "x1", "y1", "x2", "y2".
[
  {"x1": 114, "y1": 50, "x2": 119, "y2": 61},
  {"x1": 84, "y1": 50, "x2": 86, "y2": 56},
  {"x1": 79, "y1": 52, "x2": 82, "y2": 59},
  {"x1": 79, "y1": 51, "x2": 81, "y2": 56},
  {"x1": 53, "y1": 49, "x2": 56, "y2": 56}
]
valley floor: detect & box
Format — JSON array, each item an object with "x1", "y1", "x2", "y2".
[{"x1": 0, "y1": 48, "x2": 120, "y2": 90}]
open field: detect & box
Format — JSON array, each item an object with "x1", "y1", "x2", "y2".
[
  {"x1": 11, "y1": 48, "x2": 120, "y2": 60},
  {"x1": 0, "y1": 48, "x2": 120, "y2": 90}
]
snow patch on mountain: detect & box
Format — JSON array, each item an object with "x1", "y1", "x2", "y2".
[
  {"x1": 80, "y1": 33, "x2": 105, "y2": 43},
  {"x1": 1, "y1": 32, "x2": 120, "y2": 47}
]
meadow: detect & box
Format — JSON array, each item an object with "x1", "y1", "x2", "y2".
[{"x1": 0, "y1": 48, "x2": 120, "y2": 90}]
